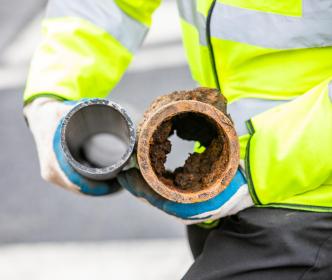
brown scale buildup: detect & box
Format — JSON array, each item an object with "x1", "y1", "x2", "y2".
[{"x1": 149, "y1": 112, "x2": 224, "y2": 192}]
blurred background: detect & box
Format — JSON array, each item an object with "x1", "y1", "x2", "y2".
[{"x1": 0, "y1": 0, "x2": 197, "y2": 279}]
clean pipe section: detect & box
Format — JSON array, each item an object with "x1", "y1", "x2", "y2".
[{"x1": 61, "y1": 99, "x2": 136, "y2": 180}]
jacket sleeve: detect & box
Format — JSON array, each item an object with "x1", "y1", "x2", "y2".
[
  {"x1": 244, "y1": 77, "x2": 332, "y2": 206},
  {"x1": 23, "y1": 0, "x2": 161, "y2": 103}
]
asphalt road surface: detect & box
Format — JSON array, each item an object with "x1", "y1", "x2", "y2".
[
  {"x1": 0, "y1": 0, "x2": 197, "y2": 243},
  {"x1": 0, "y1": 0, "x2": 46, "y2": 52}
]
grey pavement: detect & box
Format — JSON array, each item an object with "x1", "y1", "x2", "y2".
[
  {"x1": 0, "y1": 0, "x2": 198, "y2": 243},
  {"x1": 0, "y1": 240, "x2": 193, "y2": 280},
  {"x1": 0, "y1": 0, "x2": 46, "y2": 53}
]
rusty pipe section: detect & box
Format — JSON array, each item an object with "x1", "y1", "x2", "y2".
[
  {"x1": 137, "y1": 88, "x2": 240, "y2": 203},
  {"x1": 61, "y1": 99, "x2": 136, "y2": 180}
]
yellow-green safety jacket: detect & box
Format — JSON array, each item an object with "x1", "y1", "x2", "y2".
[{"x1": 24, "y1": 0, "x2": 332, "y2": 212}]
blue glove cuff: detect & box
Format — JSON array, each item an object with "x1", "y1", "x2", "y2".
[{"x1": 118, "y1": 169, "x2": 247, "y2": 220}]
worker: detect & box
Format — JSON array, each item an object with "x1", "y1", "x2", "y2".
[{"x1": 23, "y1": 0, "x2": 332, "y2": 279}]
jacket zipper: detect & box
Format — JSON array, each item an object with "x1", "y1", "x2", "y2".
[
  {"x1": 206, "y1": 0, "x2": 221, "y2": 90},
  {"x1": 245, "y1": 120, "x2": 261, "y2": 204}
]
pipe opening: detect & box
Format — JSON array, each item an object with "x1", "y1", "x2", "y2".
[
  {"x1": 164, "y1": 133, "x2": 195, "y2": 172},
  {"x1": 64, "y1": 104, "x2": 131, "y2": 169},
  {"x1": 149, "y1": 112, "x2": 229, "y2": 193}
]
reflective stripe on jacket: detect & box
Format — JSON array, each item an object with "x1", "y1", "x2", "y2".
[
  {"x1": 24, "y1": 0, "x2": 161, "y2": 102},
  {"x1": 24, "y1": 0, "x2": 332, "y2": 211}
]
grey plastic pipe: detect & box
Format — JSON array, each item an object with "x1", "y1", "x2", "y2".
[{"x1": 60, "y1": 99, "x2": 136, "y2": 180}]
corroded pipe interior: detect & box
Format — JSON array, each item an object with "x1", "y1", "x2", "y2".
[
  {"x1": 150, "y1": 112, "x2": 227, "y2": 193},
  {"x1": 137, "y1": 88, "x2": 239, "y2": 203}
]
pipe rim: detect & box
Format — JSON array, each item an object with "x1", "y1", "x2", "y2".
[
  {"x1": 137, "y1": 100, "x2": 240, "y2": 203},
  {"x1": 61, "y1": 99, "x2": 136, "y2": 180}
]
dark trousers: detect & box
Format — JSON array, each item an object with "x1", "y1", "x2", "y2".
[{"x1": 184, "y1": 207, "x2": 332, "y2": 280}]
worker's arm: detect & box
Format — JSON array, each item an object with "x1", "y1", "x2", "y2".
[
  {"x1": 24, "y1": 0, "x2": 161, "y2": 103},
  {"x1": 244, "y1": 77, "x2": 332, "y2": 206},
  {"x1": 24, "y1": 0, "x2": 161, "y2": 194}
]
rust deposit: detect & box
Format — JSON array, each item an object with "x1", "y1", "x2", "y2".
[{"x1": 137, "y1": 87, "x2": 239, "y2": 203}]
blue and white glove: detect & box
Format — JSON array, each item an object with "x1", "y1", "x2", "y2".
[
  {"x1": 117, "y1": 166, "x2": 254, "y2": 224},
  {"x1": 24, "y1": 97, "x2": 120, "y2": 196}
]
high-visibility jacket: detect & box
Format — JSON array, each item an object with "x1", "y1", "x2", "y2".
[{"x1": 24, "y1": 0, "x2": 332, "y2": 212}]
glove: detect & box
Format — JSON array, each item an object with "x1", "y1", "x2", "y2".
[
  {"x1": 24, "y1": 97, "x2": 121, "y2": 196},
  {"x1": 117, "y1": 166, "x2": 254, "y2": 224}
]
